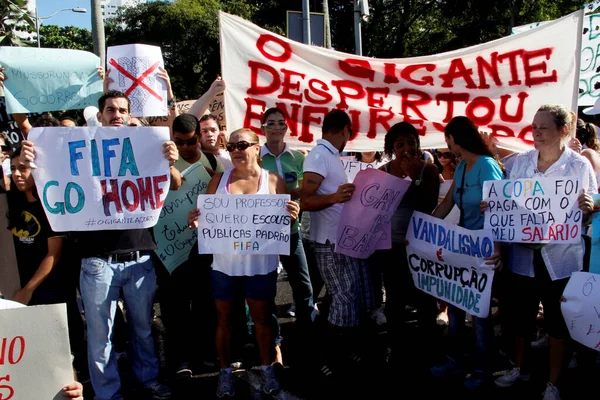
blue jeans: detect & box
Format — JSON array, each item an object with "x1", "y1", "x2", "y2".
[
  {"x1": 280, "y1": 233, "x2": 314, "y2": 325},
  {"x1": 447, "y1": 304, "x2": 493, "y2": 374},
  {"x1": 80, "y1": 255, "x2": 159, "y2": 400}
]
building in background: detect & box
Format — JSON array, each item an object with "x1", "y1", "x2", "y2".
[{"x1": 101, "y1": 0, "x2": 145, "y2": 22}]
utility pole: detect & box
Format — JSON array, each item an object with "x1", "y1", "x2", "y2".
[
  {"x1": 322, "y1": 0, "x2": 332, "y2": 49},
  {"x1": 353, "y1": 0, "x2": 362, "y2": 55},
  {"x1": 91, "y1": 0, "x2": 106, "y2": 67},
  {"x1": 302, "y1": 0, "x2": 311, "y2": 45}
]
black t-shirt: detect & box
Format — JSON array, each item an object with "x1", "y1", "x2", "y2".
[
  {"x1": 74, "y1": 228, "x2": 157, "y2": 258},
  {"x1": 10, "y1": 199, "x2": 66, "y2": 292}
]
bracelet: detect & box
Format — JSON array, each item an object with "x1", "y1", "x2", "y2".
[{"x1": 167, "y1": 97, "x2": 176, "y2": 107}]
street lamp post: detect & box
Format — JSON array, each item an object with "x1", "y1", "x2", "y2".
[{"x1": 35, "y1": 7, "x2": 87, "y2": 47}]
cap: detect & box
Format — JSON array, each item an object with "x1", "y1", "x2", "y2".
[{"x1": 83, "y1": 106, "x2": 102, "y2": 127}]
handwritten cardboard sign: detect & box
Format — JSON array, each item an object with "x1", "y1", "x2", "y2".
[
  {"x1": 483, "y1": 177, "x2": 582, "y2": 244},
  {"x1": 147, "y1": 100, "x2": 196, "y2": 130},
  {"x1": 220, "y1": 10, "x2": 582, "y2": 153},
  {"x1": 208, "y1": 92, "x2": 226, "y2": 130},
  {"x1": 196, "y1": 194, "x2": 291, "y2": 255},
  {"x1": 107, "y1": 44, "x2": 167, "y2": 118},
  {"x1": 29, "y1": 126, "x2": 170, "y2": 232},
  {"x1": 0, "y1": 304, "x2": 74, "y2": 399},
  {"x1": 406, "y1": 212, "x2": 495, "y2": 317},
  {"x1": 561, "y1": 272, "x2": 600, "y2": 351},
  {"x1": 154, "y1": 163, "x2": 211, "y2": 273},
  {"x1": 0, "y1": 47, "x2": 102, "y2": 114},
  {"x1": 336, "y1": 168, "x2": 410, "y2": 258},
  {"x1": 340, "y1": 157, "x2": 377, "y2": 182}
]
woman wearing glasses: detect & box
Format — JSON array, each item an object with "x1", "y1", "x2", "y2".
[{"x1": 188, "y1": 128, "x2": 299, "y2": 398}]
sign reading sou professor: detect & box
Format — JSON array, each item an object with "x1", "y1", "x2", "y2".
[
  {"x1": 220, "y1": 10, "x2": 583, "y2": 153},
  {"x1": 196, "y1": 194, "x2": 292, "y2": 255},
  {"x1": 483, "y1": 177, "x2": 582, "y2": 243},
  {"x1": 29, "y1": 126, "x2": 171, "y2": 232},
  {"x1": 406, "y1": 212, "x2": 495, "y2": 318}
]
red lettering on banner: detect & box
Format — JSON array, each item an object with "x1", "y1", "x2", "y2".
[
  {"x1": 300, "y1": 106, "x2": 329, "y2": 143},
  {"x1": 305, "y1": 79, "x2": 333, "y2": 104},
  {"x1": 101, "y1": 179, "x2": 123, "y2": 216},
  {"x1": 153, "y1": 175, "x2": 168, "y2": 209},
  {"x1": 523, "y1": 48, "x2": 558, "y2": 87},
  {"x1": 366, "y1": 87, "x2": 390, "y2": 108},
  {"x1": 398, "y1": 88, "x2": 431, "y2": 123},
  {"x1": 465, "y1": 96, "x2": 495, "y2": 126},
  {"x1": 243, "y1": 97, "x2": 267, "y2": 136},
  {"x1": 439, "y1": 58, "x2": 477, "y2": 88},
  {"x1": 400, "y1": 64, "x2": 436, "y2": 86},
  {"x1": 518, "y1": 125, "x2": 534, "y2": 144},
  {"x1": 435, "y1": 92, "x2": 470, "y2": 123},
  {"x1": 349, "y1": 109, "x2": 362, "y2": 140},
  {"x1": 247, "y1": 61, "x2": 280, "y2": 96},
  {"x1": 384, "y1": 63, "x2": 400, "y2": 84},
  {"x1": 489, "y1": 124, "x2": 515, "y2": 138},
  {"x1": 476, "y1": 52, "x2": 502, "y2": 89},
  {"x1": 498, "y1": 49, "x2": 525, "y2": 86},
  {"x1": 279, "y1": 69, "x2": 306, "y2": 102},
  {"x1": 137, "y1": 177, "x2": 156, "y2": 211},
  {"x1": 499, "y1": 92, "x2": 528, "y2": 123},
  {"x1": 368, "y1": 108, "x2": 395, "y2": 139},
  {"x1": 0, "y1": 336, "x2": 25, "y2": 365},
  {"x1": 0, "y1": 374, "x2": 14, "y2": 400},
  {"x1": 121, "y1": 180, "x2": 140, "y2": 212},
  {"x1": 256, "y1": 34, "x2": 292, "y2": 62},
  {"x1": 339, "y1": 59, "x2": 375, "y2": 82},
  {"x1": 331, "y1": 80, "x2": 366, "y2": 109},
  {"x1": 274, "y1": 102, "x2": 302, "y2": 137}
]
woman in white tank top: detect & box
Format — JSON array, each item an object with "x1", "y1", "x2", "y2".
[{"x1": 187, "y1": 128, "x2": 299, "y2": 397}]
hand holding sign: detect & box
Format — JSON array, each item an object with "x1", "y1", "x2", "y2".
[{"x1": 336, "y1": 183, "x2": 356, "y2": 203}]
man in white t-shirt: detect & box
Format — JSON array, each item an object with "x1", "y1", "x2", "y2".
[{"x1": 301, "y1": 109, "x2": 374, "y2": 376}]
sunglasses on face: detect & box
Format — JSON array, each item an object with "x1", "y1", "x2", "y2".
[
  {"x1": 226, "y1": 141, "x2": 257, "y2": 152},
  {"x1": 0, "y1": 145, "x2": 9, "y2": 152},
  {"x1": 174, "y1": 137, "x2": 198, "y2": 147},
  {"x1": 436, "y1": 151, "x2": 454, "y2": 159},
  {"x1": 263, "y1": 122, "x2": 287, "y2": 131}
]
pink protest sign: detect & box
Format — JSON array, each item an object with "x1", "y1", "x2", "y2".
[{"x1": 335, "y1": 168, "x2": 411, "y2": 259}]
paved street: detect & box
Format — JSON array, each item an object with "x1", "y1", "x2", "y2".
[{"x1": 82, "y1": 269, "x2": 599, "y2": 400}]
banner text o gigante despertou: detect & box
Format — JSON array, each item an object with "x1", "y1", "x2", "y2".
[
  {"x1": 42, "y1": 137, "x2": 168, "y2": 217},
  {"x1": 243, "y1": 34, "x2": 559, "y2": 145}
]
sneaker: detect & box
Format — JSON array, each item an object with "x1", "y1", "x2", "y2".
[
  {"x1": 370, "y1": 308, "x2": 387, "y2": 325},
  {"x1": 261, "y1": 365, "x2": 281, "y2": 395},
  {"x1": 531, "y1": 335, "x2": 549, "y2": 349},
  {"x1": 144, "y1": 381, "x2": 172, "y2": 400},
  {"x1": 464, "y1": 373, "x2": 488, "y2": 391},
  {"x1": 216, "y1": 369, "x2": 235, "y2": 398},
  {"x1": 542, "y1": 382, "x2": 561, "y2": 400},
  {"x1": 230, "y1": 361, "x2": 242, "y2": 370},
  {"x1": 430, "y1": 360, "x2": 463, "y2": 378},
  {"x1": 175, "y1": 362, "x2": 192, "y2": 378},
  {"x1": 494, "y1": 367, "x2": 531, "y2": 388},
  {"x1": 286, "y1": 303, "x2": 296, "y2": 317}
]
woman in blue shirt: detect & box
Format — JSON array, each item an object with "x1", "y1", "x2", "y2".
[{"x1": 430, "y1": 116, "x2": 504, "y2": 390}]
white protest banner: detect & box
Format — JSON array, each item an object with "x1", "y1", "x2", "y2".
[
  {"x1": 513, "y1": 13, "x2": 599, "y2": 106},
  {"x1": 0, "y1": 304, "x2": 74, "y2": 399},
  {"x1": 220, "y1": 10, "x2": 582, "y2": 153},
  {"x1": 197, "y1": 194, "x2": 291, "y2": 255},
  {"x1": 406, "y1": 212, "x2": 495, "y2": 318},
  {"x1": 561, "y1": 272, "x2": 600, "y2": 351},
  {"x1": 147, "y1": 100, "x2": 196, "y2": 129},
  {"x1": 107, "y1": 44, "x2": 167, "y2": 117},
  {"x1": 29, "y1": 126, "x2": 170, "y2": 232},
  {"x1": 0, "y1": 47, "x2": 103, "y2": 114},
  {"x1": 208, "y1": 92, "x2": 227, "y2": 129},
  {"x1": 336, "y1": 168, "x2": 410, "y2": 258},
  {"x1": 154, "y1": 163, "x2": 211, "y2": 273},
  {"x1": 340, "y1": 157, "x2": 376, "y2": 182},
  {"x1": 483, "y1": 177, "x2": 582, "y2": 244}
]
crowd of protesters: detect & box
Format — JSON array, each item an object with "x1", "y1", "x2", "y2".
[{"x1": 0, "y1": 62, "x2": 599, "y2": 400}]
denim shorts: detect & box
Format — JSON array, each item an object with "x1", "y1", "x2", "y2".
[{"x1": 210, "y1": 269, "x2": 277, "y2": 301}]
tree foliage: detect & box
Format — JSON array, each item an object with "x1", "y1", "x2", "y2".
[
  {"x1": 0, "y1": 0, "x2": 34, "y2": 46},
  {"x1": 39, "y1": 25, "x2": 93, "y2": 52}
]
